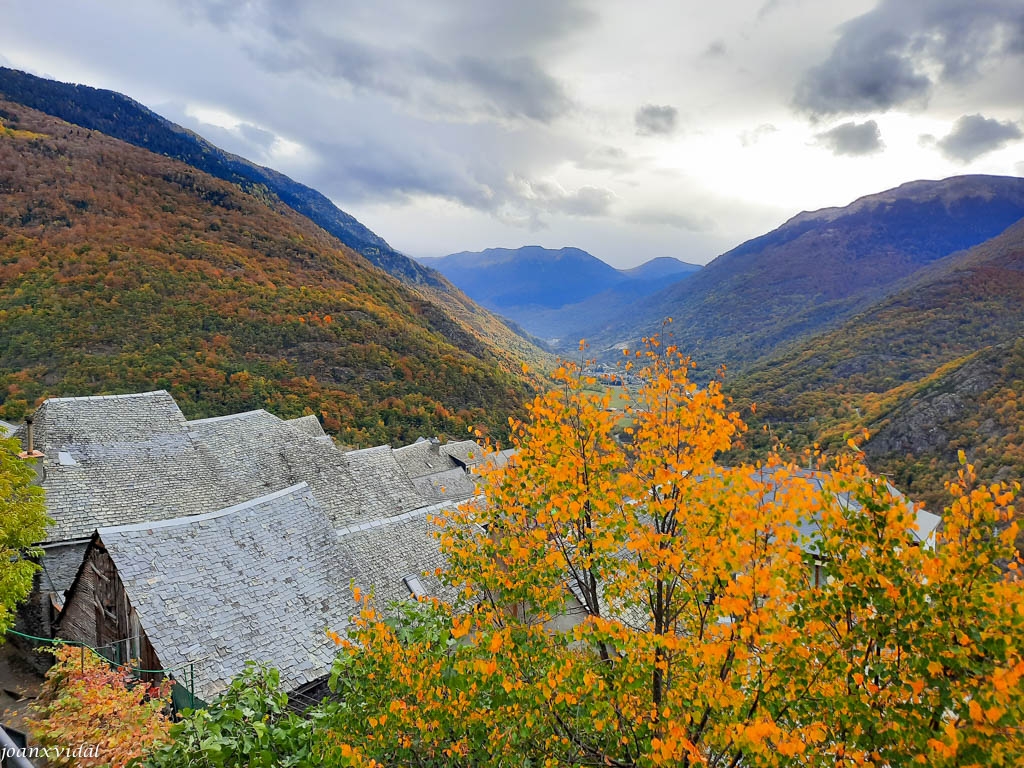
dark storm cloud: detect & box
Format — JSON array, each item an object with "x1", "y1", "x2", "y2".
[
  {"x1": 160, "y1": 0, "x2": 608, "y2": 225},
  {"x1": 795, "y1": 0, "x2": 1024, "y2": 115},
  {"x1": 937, "y1": 114, "x2": 1023, "y2": 162},
  {"x1": 454, "y1": 56, "x2": 570, "y2": 123},
  {"x1": 635, "y1": 104, "x2": 679, "y2": 136},
  {"x1": 815, "y1": 120, "x2": 885, "y2": 157}
]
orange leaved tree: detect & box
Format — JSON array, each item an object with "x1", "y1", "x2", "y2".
[
  {"x1": 30, "y1": 645, "x2": 172, "y2": 768},
  {"x1": 313, "y1": 342, "x2": 1021, "y2": 767}
]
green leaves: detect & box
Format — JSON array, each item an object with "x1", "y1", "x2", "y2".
[
  {"x1": 145, "y1": 663, "x2": 316, "y2": 768},
  {"x1": 0, "y1": 436, "x2": 50, "y2": 635}
]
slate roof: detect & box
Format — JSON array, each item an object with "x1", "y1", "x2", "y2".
[
  {"x1": 28, "y1": 392, "x2": 234, "y2": 544},
  {"x1": 24, "y1": 391, "x2": 492, "y2": 597},
  {"x1": 392, "y1": 440, "x2": 459, "y2": 479},
  {"x1": 339, "y1": 445, "x2": 425, "y2": 517},
  {"x1": 752, "y1": 468, "x2": 941, "y2": 553},
  {"x1": 440, "y1": 440, "x2": 488, "y2": 468},
  {"x1": 286, "y1": 415, "x2": 333, "y2": 445},
  {"x1": 335, "y1": 500, "x2": 464, "y2": 609},
  {"x1": 95, "y1": 483, "x2": 357, "y2": 702},
  {"x1": 31, "y1": 400, "x2": 433, "y2": 541},
  {"x1": 0, "y1": 419, "x2": 15, "y2": 436},
  {"x1": 410, "y1": 467, "x2": 478, "y2": 503},
  {"x1": 477, "y1": 447, "x2": 518, "y2": 472}
]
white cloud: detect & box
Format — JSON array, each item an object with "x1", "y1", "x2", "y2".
[{"x1": 0, "y1": 0, "x2": 1020, "y2": 266}]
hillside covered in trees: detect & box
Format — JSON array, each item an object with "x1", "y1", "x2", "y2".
[
  {"x1": 593, "y1": 176, "x2": 1024, "y2": 372},
  {"x1": 730, "y1": 218, "x2": 1024, "y2": 518},
  {"x1": 0, "y1": 66, "x2": 550, "y2": 373},
  {"x1": 0, "y1": 101, "x2": 533, "y2": 445}
]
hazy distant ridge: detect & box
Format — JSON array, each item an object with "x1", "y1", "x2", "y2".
[{"x1": 420, "y1": 246, "x2": 700, "y2": 342}]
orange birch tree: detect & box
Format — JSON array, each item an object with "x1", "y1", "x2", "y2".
[{"x1": 310, "y1": 342, "x2": 1020, "y2": 767}]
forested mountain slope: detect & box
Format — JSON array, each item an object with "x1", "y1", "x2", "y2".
[
  {"x1": 0, "y1": 66, "x2": 550, "y2": 370},
  {"x1": 730, "y1": 218, "x2": 1024, "y2": 513},
  {"x1": 0, "y1": 101, "x2": 532, "y2": 445},
  {"x1": 595, "y1": 176, "x2": 1024, "y2": 371}
]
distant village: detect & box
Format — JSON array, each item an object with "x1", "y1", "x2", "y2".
[{"x1": 1, "y1": 391, "x2": 515, "y2": 705}]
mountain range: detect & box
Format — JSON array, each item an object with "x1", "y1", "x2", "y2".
[
  {"x1": 419, "y1": 246, "x2": 700, "y2": 343},
  {"x1": 590, "y1": 175, "x2": 1024, "y2": 367},
  {"x1": 730, "y1": 216, "x2": 1024, "y2": 519},
  {"x1": 421, "y1": 177, "x2": 1024, "y2": 515},
  {"x1": 0, "y1": 67, "x2": 549, "y2": 371},
  {"x1": 1, "y1": 67, "x2": 1021, "y2": 522},
  {"x1": 0, "y1": 97, "x2": 532, "y2": 445}
]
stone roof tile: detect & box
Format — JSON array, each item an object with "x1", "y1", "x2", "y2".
[{"x1": 98, "y1": 483, "x2": 357, "y2": 702}]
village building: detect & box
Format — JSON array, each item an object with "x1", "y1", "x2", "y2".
[
  {"x1": 54, "y1": 484, "x2": 359, "y2": 704},
  {"x1": 9, "y1": 390, "x2": 492, "y2": 646},
  {"x1": 10, "y1": 388, "x2": 941, "y2": 704}
]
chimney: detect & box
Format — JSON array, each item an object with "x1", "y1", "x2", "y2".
[{"x1": 19, "y1": 415, "x2": 44, "y2": 460}]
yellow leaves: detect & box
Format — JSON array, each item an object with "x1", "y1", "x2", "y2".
[
  {"x1": 928, "y1": 737, "x2": 958, "y2": 759},
  {"x1": 451, "y1": 615, "x2": 473, "y2": 639},
  {"x1": 958, "y1": 448, "x2": 967, "y2": 466},
  {"x1": 473, "y1": 658, "x2": 498, "y2": 676},
  {"x1": 649, "y1": 736, "x2": 677, "y2": 764},
  {"x1": 488, "y1": 632, "x2": 504, "y2": 653},
  {"x1": 367, "y1": 337, "x2": 1024, "y2": 768},
  {"x1": 776, "y1": 737, "x2": 806, "y2": 757},
  {"x1": 983, "y1": 706, "x2": 1004, "y2": 724},
  {"x1": 968, "y1": 699, "x2": 984, "y2": 723},
  {"x1": 388, "y1": 699, "x2": 407, "y2": 714}
]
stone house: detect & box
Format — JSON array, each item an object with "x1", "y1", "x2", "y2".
[
  {"x1": 55, "y1": 484, "x2": 359, "y2": 703},
  {"x1": 10, "y1": 390, "x2": 491, "y2": 641}
]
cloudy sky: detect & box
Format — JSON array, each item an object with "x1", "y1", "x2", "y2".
[{"x1": 3, "y1": 0, "x2": 1023, "y2": 267}]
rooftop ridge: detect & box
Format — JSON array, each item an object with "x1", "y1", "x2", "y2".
[
  {"x1": 335, "y1": 494, "x2": 482, "y2": 538},
  {"x1": 186, "y1": 409, "x2": 272, "y2": 426},
  {"x1": 41, "y1": 390, "x2": 170, "y2": 405},
  {"x1": 344, "y1": 444, "x2": 393, "y2": 456},
  {"x1": 98, "y1": 482, "x2": 310, "y2": 535}
]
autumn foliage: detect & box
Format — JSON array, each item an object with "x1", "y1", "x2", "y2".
[
  {"x1": 316, "y1": 341, "x2": 1022, "y2": 767},
  {"x1": 0, "y1": 101, "x2": 532, "y2": 446},
  {"x1": 29, "y1": 644, "x2": 171, "y2": 767}
]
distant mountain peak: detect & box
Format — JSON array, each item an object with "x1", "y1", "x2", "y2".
[
  {"x1": 621, "y1": 256, "x2": 701, "y2": 281},
  {"x1": 784, "y1": 174, "x2": 1024, "y2": 229},
  {"x1": 419, "y1": 246, "x2": 701, "y2": 343},
  {"x1": 591, "y1": 173, "x2": 1024, "y2": 369}
]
